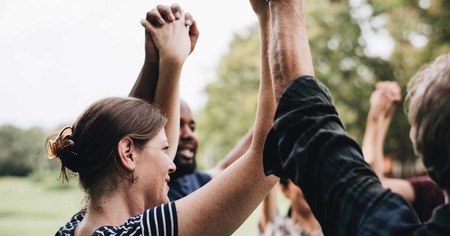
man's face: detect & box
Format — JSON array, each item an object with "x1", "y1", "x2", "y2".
[{"x1": 173, "y1": 101, "x2": 199, "y2": 177}]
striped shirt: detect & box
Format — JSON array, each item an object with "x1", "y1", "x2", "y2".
[{"x1": 56, "y1": 202, "x2": 177, "y2": 236}]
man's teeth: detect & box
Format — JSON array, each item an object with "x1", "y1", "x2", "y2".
[{"x1": 179, "y1": 148, "x2": 194, "y2": 158}]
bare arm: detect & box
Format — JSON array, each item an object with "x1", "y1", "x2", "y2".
[
  {"x1": 361, "y1": 82, "x2": 414, "y2": 202},
  {"x1": 362, "y1": 88, "x2": 390, "y2": 178},
  {"x1": 128, "y1": 34, "x2": 159, "y2": 101},
  {"x1": 258, "y1": 186, "x2": 278, "y2": 233},
  {"x1": 269, "y1": 0, "x2": 314, "y2": 102},
  {"x1": 175, "y1": 1, "x2": 278, "y2": 235},
  {"x1": 139, "y1": 5, "x2": 198, "y2": 159}
]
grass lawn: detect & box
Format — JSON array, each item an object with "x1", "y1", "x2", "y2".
[
  {"x1": 0, "y1": 174, "x2": 83, "y2": 236},
  {"x1": 0, "y1": 174, "x2": 288, "y2": 235}
]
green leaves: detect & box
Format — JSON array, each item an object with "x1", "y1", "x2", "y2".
[{"x1": 195, "y1": 0, "x2": 449, "y2": 172}]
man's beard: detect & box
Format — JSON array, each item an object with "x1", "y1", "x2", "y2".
[{"x1": 170, "y1": 156, "x2": 197, "y2": 179}]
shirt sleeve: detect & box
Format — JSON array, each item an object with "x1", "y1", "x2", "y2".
[
  {"x1": 263, "y1": 76, "x2": 420, "y2": 235},
  {"x1": 141, "y1": 201, "x2": 178, "y2": 236}
]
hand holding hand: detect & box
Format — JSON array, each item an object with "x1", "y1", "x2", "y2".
[
  {"x1": 142, "y1": 4, "x2": 198, "y2": 63},
  {"x1": 369, "y1": 81, "x2": 402, "y2": 120}
]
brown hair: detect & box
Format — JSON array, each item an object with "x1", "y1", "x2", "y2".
[
  {"x1": 405, "y1": 53, "x2": 450, "y2": 192},
  {"x1": 46, "y1": 97, "x2": 167, "y2": 208}
]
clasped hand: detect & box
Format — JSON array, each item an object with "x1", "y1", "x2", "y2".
[{"x1": 141, "y1": 4, "x2": 199, "y2": 64}]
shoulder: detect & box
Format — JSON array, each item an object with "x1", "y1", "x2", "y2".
[
  {"x1": 413, "y1": 205, "x2": 450, "y2": 235},
  {"x1": 407, "y1": 175, "x2": 438, "y2": 188},
  {"x1": 406, "y1": 175, "x2": 444, "y2": 201},
  {"x1": 138, "y1": 201, "x2": 178, "y2": 236},
  {"x1": 92, "y1": 202, "x2": 178, "y2": 236}
]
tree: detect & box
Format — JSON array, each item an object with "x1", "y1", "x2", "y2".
[
  {"x1": 196, "y1": 26, "x2": 261, "y2": 167},
  {"x1": 195, "y1": 0, "x2": 449, "y2": 174},
  {"x1": 0, "y1": 125, "x2": 51, "y2": 176}
]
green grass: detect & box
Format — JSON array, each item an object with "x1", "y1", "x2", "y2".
[
  {"x1": 0, "y1": 174, "x2": 83, "y2": 236},
  {"x1": 0, "y1": 174, "x2": 288, "y2": 235}
]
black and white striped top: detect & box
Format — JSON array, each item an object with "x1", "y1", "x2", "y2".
[{"x1": 56, "y1": 202, "x2": 178, "y2": 236}]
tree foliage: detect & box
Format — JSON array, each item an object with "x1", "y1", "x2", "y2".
[
  {"x1": 196, "y1": 26, "x2": 261, "y2": 167},
  {"x1": 196, "y1": 0, "x2": 449, "y2": 169},
  {"x1": 0, "y1": 125, "x2": 54, "y2": 176}
]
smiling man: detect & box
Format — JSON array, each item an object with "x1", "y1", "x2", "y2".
[{"x1": 168, "y1": 99, "x2": 253, "y2": 200}]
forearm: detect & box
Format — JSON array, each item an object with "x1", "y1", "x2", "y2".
[
  {"x1": 269, "y1": 0, "x2": 314, "y2": 102},
  {"x1": 259, "y1": 186, "x2": 278, "y2": 232},
  {"x1": 176, "y1": 150, "x2": 278, "y2": 235},
  {"x1": 174, "y1": 9, "x2": 280, "y2": 235},
  {"x1": 362, "y1": 115, "x2": 386, "y2": 178},
  {"x1": 251, "y1": 11, "x2": 275, "y2": 152},
  {"x1": 129, "y1": 62, "x2": 159, "y2": 101},
  {"x1": 154, "y1": 59, "x2": 183, "y2": 158}
]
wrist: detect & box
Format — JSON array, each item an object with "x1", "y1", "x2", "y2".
[
  {"x1": 159, "y1": 56, "x2": 185, "y2": 68},
  {"x1": 159, "y1": 51, "x2": 187, "y2": 66},
  {"x1": 367, "y1": 111, "x2": 383, "y2": 123},
  {"x1": 143, "y1": 58, "x2": 159, "y2": 65},
  {"x1": 144, "y1": 53, "x2": 159, "y2": 64}
]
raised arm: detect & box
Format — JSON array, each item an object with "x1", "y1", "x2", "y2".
[
  {"x1": 139, "y1": 5, "x2": 198, "y2": 159},
  {"x1": 130, "y1": 5, "x2": 198, "y2": 101},
  {"x1": 362, "y1": 81, "x2": 401, "y2": 177},
  {"x1": 269, "y1": 0, "x2": 314, "y2": 102},
  {"x1": 262, "y1": 0, "x2": 420, "y2": 234},
  {"x1": 175, "y1": 1, "x2": 279, "y2": 235},
  {"x1": 362, "y1": 81, "x2": 417, "y2": 202},
  {"x1": 128, "y1": 19, "x2": 159, "y2": 101}
]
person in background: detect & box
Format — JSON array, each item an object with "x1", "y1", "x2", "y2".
[
  {"x1": 362, "y1": 81, "x2": 445, "y2": 222},
  {"x1": 168, "y1": 98, "x2": 253, "y2": 200},
  {"x1": 129, "y1": 4, "x2": 254, "y2": 202},
  {"x1": 49, "y1": 3, "x2": 279, "y2": 235},
  {"x1": 262, "y1": 0, "x2": 449, "y2": 234},
  {"x1": 258, "y1": 178, "x2": 322, "y2": 236}
]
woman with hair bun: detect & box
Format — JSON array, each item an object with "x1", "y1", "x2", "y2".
[{"x1": 47, "y1": 3, "x2": 278, "y2": 236}]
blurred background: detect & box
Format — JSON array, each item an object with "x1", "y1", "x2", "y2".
[{"x1": 1, "y1": 0, "x2": 449, "y2": 235}]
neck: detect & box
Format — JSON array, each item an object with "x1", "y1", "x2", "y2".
[{"x1": 76, "y1": 182, "x2": 144, "y2": 235}]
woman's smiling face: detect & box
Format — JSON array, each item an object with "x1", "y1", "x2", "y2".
[{"x1": 135, "y1": 128, "x2": 176, "y2": 208}]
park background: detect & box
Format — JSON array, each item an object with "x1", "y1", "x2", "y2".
[{"x1": 1, "y1": 0, "x2": 449, "y2": 235}]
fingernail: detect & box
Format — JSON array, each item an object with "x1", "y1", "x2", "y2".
[
  {"x1": 159, "y1": 18, "x2": 165, "y2": 25},
  {"x1": 175, "y1": 12, "x2": 181, "y2": 19},
  {"x1": 169, "y1": 14, "x2": 175, "y2": 21}
]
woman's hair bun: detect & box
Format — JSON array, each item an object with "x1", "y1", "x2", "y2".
[{"x1": 46, "y1": 126, "x2": 77, "y2": 161}]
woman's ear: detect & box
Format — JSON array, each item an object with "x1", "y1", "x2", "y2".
[{"x1": 118, "y1": 137, "x2": 135, "y2": 171}]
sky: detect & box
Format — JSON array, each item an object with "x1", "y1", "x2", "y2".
[{"x1": 0, "y1": 0, "x2": 258, "y2": 129}]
